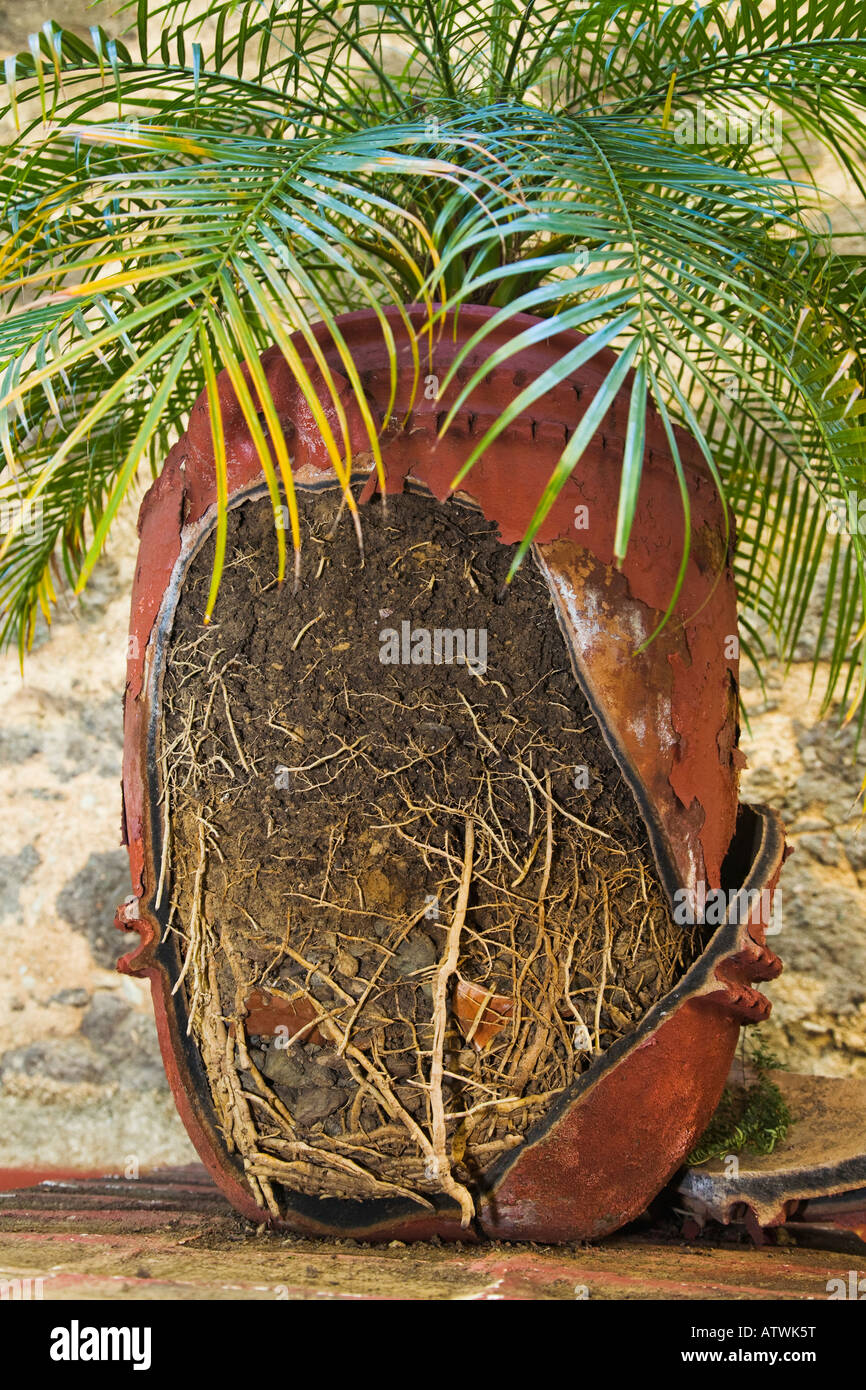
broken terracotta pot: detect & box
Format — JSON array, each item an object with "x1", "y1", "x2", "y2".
[{"x1": 117, "y1": 305, "x2": 786, "y2": 1241}]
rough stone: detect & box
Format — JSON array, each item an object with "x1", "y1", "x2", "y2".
[
  {"x1": 392, "y1": 931, "x2": 437, "y2": 976},
  {"x1": 292, "y1": 1086, "x2": 346, "y2": 1125},
  {"x1": 56, "y1": 850, "x2": 138, "y2": 969},
  {"x1": 80, "y1": 993, "x2": 132, "y2": 1047},
  {"x1": 335, "y1": 949, "x2": 359, "y2": 978},
  {"x1": 0, "y1": 1038, "x2": 107, "y2": 1087},
  {"x1": 0, "y1": 727, "x2": 40, "y2": 764},
  {"x1": 49, "y1": 988, "x2": 91, "y2": 1008},
  {"x1": 840, "y1": 828, "x2": 866, "y2": 873},
  {"x1": 796, "y1": 833, "x2": 842, "y2": 866},
  {"x1": 0, "y1": 845, "x2": 41, "y2": 919},
  {"x1": 260, "y1": 1046, "x2": 307, "y2": 1089}
]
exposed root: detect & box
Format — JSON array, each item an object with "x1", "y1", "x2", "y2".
[{"x1": 429, "y1": 817, "x2": 475, "y2": 1226}]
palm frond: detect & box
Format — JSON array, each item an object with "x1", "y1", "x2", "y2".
[{"x1": 1, "y1": 0, "x2": 865, "y2": 734}]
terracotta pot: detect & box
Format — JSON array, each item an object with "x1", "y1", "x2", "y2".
[{"x1": 117, "y1": 305, "x2": 786, "y2": 1241}]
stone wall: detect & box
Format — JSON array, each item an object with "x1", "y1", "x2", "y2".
[
  {"x1": 740, "y1": 663, "x2": 866, "y2": 1078},
  {"x1": 1, "y1": 1, "x2": 864, "y2": 1171},
  {"x1": 0, "y1": 505, "x2": 197, "y2": 1168}
]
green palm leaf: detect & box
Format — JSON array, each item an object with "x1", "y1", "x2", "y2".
[{"x1": 0, "y1": 0, "x2": 864, "y2": 754}]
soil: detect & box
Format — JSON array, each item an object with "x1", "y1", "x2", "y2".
[{"x1": 159, "y1": 485, "x2": 706, "y2": 1222}]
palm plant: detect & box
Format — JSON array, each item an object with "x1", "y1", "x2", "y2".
[{"x1": 1, "y1": 0, "x2": 865, "y2": 739}]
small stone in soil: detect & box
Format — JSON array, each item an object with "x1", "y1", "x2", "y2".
[
  {"x1": 293, "y1": 1086, "x2": 347, "y2": 1125},
  {"x1": 392, "y1": 931, "x2": 437, "y2": 976},
  {"x1": 261, "y1": 1048, "x2": 307, "y2": 1089},
  {"x1": 335, "y1": 949, "x2": 359, "y2": 978}
]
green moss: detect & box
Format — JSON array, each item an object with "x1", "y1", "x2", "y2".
[{"x1": 687, "y1": 1036, "x2": 791, "y2": 1165}]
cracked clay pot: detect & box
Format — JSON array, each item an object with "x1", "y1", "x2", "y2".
[{"x1": 116, "y1": 305, "x2": 786, "y2": 1241}]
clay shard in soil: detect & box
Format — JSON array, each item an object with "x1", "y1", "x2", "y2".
[{"x1": 158, "y1": 487, "x2": 705, "y2": 1223}]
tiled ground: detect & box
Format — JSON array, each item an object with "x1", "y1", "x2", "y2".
[{"x1": 0, "y1": 1165, "x2": 857, "y2": 1301}]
